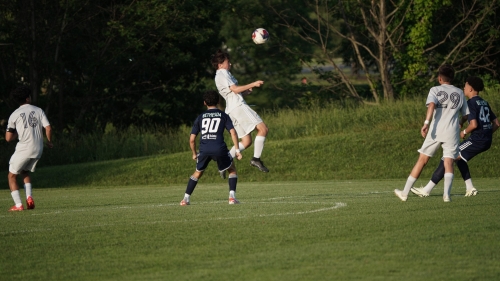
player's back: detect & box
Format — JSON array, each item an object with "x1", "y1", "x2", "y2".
[
  {"x1": 468, "y1": 96, "x2": 497, "y2": 142},
  {"x1": 8, "y1": 104, "x2": 49, "y2": 158},
  {"x1": 191, "y1": 108, "x2": 234, "y2": 155},
  {"x1": 427, "y1": 84, "x2": 468, "y2": 142}
]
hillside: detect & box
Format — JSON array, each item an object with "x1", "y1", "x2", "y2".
[{"x1": 1, "y1": 91, "x2": 499, "y2": 189}]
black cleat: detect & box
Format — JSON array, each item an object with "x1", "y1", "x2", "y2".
[{"x1": 250, "y1": 158, "x2": 269, "y2": 173}]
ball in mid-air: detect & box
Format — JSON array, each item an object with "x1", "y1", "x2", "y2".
[{"x1": 252, "y1": 28, "x2": 269, "y2": 44}]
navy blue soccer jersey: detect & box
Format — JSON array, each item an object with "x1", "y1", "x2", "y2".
[
  {"x1": 468, "y1": 96, "x2": 497, "y2": 142},
  {"x1": 191, "y1": 108, "x2": 234, "y2": 154}
]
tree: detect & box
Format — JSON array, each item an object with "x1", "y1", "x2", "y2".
[
  {"x1": 217, "y1": 0, "x2": 316, "y2": 109},
  {"x1": 264, "y1": 0, "x2": 500, "y2": 102},
  {"x1": 397, "y1": 0, "x2": 500, "y2": 95},
  {"x1": 0, "y1": 0, "x2": 228, "y2": 134}
]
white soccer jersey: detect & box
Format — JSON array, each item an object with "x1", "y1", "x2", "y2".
[
  {"x1": 214, "y1": 69, "x2": 248, "y2": 114},
  {"x1": 7, "y1": 104, "x2": 50, "y2": 158},
  {"x1": 426, "y1": 84, "x2": 469, "y2": 143}
]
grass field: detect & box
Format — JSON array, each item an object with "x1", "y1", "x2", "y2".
[
  {"x1": 2, "y1": 179, "x2": 500, "y2": 281},
  {"x1": 1, "y1": 87, "x2": 500, "y2": 280}
]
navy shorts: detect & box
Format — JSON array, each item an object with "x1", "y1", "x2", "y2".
[
  {"x1": 196, "y1": 151, "x2": 233, "y2": 172},
  {"x1": 458, "y1": 138, "x2": 491, "y2": 162}
]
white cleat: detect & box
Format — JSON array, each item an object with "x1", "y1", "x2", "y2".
[
  {"x1": 228, "y1": 197, "x2": 240, "y2": 205},
  {"x1": 411, "y1": 187, "x2": 430, "y2": 197},
  {"x1": 443, "y1": 196, "x2": 451, "y2": 203},
  {"x1": 394, "y1": 189, "x2": 407, "y2": 202},
  {"x1": 465, "y1": 188, "x2": 478, "y2": 197}
]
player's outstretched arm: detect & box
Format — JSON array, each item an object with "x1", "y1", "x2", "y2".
[
  {"x1": 229, "y1": 81, "x2": 263, "y2": 94},
  {"x1": 229, "y1": 129, "x2": 242, "y2": 160},
  {"x1": 189, "y1": 134, "x2": 198, "y2": 160}
]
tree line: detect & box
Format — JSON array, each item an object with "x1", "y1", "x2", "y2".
[{"x1": 1, "y1": 0, "x2": 499, "y2": 136}]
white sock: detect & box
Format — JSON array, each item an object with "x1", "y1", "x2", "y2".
[
  {"x1": 24, "y1": 183, "x2": 32, "y2": 198},
  {"x1": 422, "y1": 181, "x2": 436, "y2": 194},
  {"x1": 464, "y1": 179, "x2": 474, "y2": 191},
  {"x1": 254, "y1": 136, "x2": 266, "y2": 158},
  {"x1": 184, "y1": 193, "x2": 191, "y2": 202},
  {"x1": 11, "y1": 190, "x2": 23, "y2": 207},
  {"x1": 229, "y1": 190, "x2": 235, "y2": 198},
  {"x1": 402, "y1": 176, "x2": 417, "y2": 196},
  {"x1": 443, "y1": 173, "x2": 454, "y2": 197},
  {"x1": 230, "y1": 143, "x2": 245, "y2": 158}
]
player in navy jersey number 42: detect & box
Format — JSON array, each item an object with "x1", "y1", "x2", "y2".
[
  {"x1": 411, "y1": 76, "x2": 499, "y2": 198},
  {"x1": 180, "y1": 91, "x2": 243, "y2": 206}
]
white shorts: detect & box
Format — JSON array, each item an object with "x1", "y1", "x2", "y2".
[
  {"x1": 417, "y1": 137, "x2": 458, "y2": 159},
  {"x1": 228, "y1": 104, "x2": 263, "y2": 138},
  {"x1": 9, "y1": 153, "x2": 40, "y2": 174}
]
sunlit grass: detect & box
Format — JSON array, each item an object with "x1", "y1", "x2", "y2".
[{"x1": 1, "y1": 180, "x2": 499, "y2": 280}]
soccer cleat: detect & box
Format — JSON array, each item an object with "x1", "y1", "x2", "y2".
[
  {"x1": 465, "y1": 188, "x2": 478, "y2": 197},
  {"x1": 228, "y1": 197, "x2": 240, "y2": 205},
  {"x1": 410, "y1": 187, "x2": 430, "y2": 198},
  {"x1": 250, "y1": 158, "x2": 269, "y2": 173},
  {"x1": 9, "y1": 205, "x2": 24, "y2": 212},
  {"x1": 26, "y1": 196, "x2": 35, "y2": 210},
  {"x1": 443, "y1": 196, "x2": 451, "y2": 202},
  {"x1": 219, "y1": 170, "x2": 226, "y2": 179},
  {"x1": 179, "y1": 200, "x2": 190, "y2": 206},
  {"x1": 394, "y1": 189, "x2": 407, "y2": 202}
]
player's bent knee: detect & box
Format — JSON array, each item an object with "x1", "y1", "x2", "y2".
[{"x1": 256, "y1": 123, "x2": 268, "y2": 135}]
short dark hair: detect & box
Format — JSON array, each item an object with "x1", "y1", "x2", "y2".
[
  {"x1": 438, "y1": 64, "x2": 454, "y2": 82},
  {"x1": 203, "y1": 90, "x2": 220, "y2": 106},
  {"x1": 211, "y1": 49, "x2": 229, "y2": 70},
  {"x1": 11, "y1": 86, "x2": 31, "y2": 105},
  {"x1": 466, "y1": 76, "x2": 484, "y2": 92}
]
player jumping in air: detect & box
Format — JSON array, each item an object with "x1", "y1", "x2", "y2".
[
  {"x1": 211, "y1": 49, "x2": 269, "y2": 175},
  {"x1": 5, "y1": 86, "x2": 53, "y2": 211},
  {"x1": 180, "y1": 90, "x2": 243, "y2": 206},
  {"x1": 411, "y1": 76, "x2": 499, "y2": 197},
  {"x1": 394, "y1": 64, "x2": 469, "y2": 202}
]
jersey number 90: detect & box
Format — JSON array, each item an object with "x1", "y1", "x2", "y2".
[{"x1": 201, "y1": 118, "x2": 221, "y2": 135}]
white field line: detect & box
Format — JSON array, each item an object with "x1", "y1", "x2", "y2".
[{"x1": 0, "y1": 200, "x2": 347, "y2": 235}]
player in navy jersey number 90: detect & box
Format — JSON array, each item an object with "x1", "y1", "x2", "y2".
[{"x1": 179, "y1": 91, "x2": 243, "y2": 206}]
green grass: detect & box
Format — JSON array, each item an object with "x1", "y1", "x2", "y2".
[
  {"x1": 1, "y1": 180, "x2": 500, "y2": 280},
  {"x1": 1, "y1": 87, "x2": 499, "y2": 280},
  {"x1": 1, "y1": 127, "x2": 498, "y2": 188}
]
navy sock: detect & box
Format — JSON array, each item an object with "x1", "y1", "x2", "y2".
[
  {"x1": 229, "y1": 175, "x2": 237, "y2": 192},
  {"x1": 456, "y1": 159, "x2": 471, "y2": 181},
  {"x1": 185, "y1": 176, "x2": 198, "y2": 195},
  {"x1": 431, "y1": 160, "x2": 445, "y2": 184}
]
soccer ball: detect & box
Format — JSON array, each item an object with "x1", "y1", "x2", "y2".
[{"x1": 252, "y1": 28, "x2": 269, "y2": 44}]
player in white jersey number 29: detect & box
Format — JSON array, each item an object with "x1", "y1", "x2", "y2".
[{"x1": 394, "y1": 64, "x2": 469, "y2": 203}]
